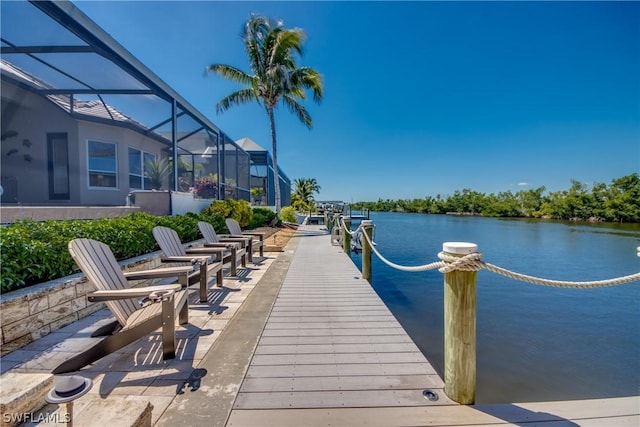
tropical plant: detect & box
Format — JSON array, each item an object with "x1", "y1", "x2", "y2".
[
  {"x1": 193, "y1": 175, "x2": 218, "y2": 199},
  {"x1": 206, "y1": 15, "x2": 323, "y2": 215},
  {"x1": 291, "y1": 177, "x2": 321, "y2": 212},
  {"x1": 250, "y1": 187, "x2": 264, "y2": 204},
  {"x1": 145, "y1": 157, "x2": 170, "y2": 190}
]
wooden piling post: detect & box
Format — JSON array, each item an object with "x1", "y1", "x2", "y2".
[
  {"x1": 361, "y1": 220, "x2": 373, "y2": 282},
  {"x1": 442, "y1": 241, "x2": 477, "y2": 405},
  {"x1": 342, "y1": 216, "x2": 352, "y2": 254}
]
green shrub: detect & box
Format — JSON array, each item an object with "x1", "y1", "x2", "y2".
[
  {"x1": 227, "y1": 199, "x2": 253, "y2": 228},
  {"x1": 0, "y1": 211, "x2": 229, "y2": 293},
  {"x1": 202, "y1": 200, "x2": 232, "y2": 218},
  {"x1": 249, "y1": 207, "x2": 277, "y2": 229},
  {"x1": 202, "y1": 199, "x2": 253, "y2": 228},
  {"x1": 199, "y1": 212, "x2": 226, "y2": 233},
  {"x1": 280, "y1": 206, "x2": 297, "y2": 223}
]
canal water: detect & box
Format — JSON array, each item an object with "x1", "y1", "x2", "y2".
[{"x1": 350, "y1": 212, "x2": 640, "y2": 404}]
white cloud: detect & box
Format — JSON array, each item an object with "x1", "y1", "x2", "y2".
[{"x1": 517, "y1": 182, "x2": 529, "y2": 186}]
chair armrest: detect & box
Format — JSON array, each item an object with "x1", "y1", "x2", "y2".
[
  {"x1": 204, "y1": 242, "x2": 239, "y2": 249},
  {"x1": 219, "y1": 234, "x2": 250, "y2": 239},
  {"x1": 185, "y1": 247, "x2": 226, "y2": 255},
  {"x1": 242, "y1": 232, "x2": 265, "y2": 241},
  {"x1": 123, "y1": 265, "x2": 194, "y2": 281},
  {"x1": 161, "y1": 255, "x2": 211, "y2": 264},
  {"x1": 217, "y1": 237, "x2": 250, "y2": 247},
  {"x1": 87, "y1": 284, "x2": 181, "y2": 302}
]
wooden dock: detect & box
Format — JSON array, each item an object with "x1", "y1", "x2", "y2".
[{"x1": 226, "y1": 225, "x2": 639, "y2": 426}]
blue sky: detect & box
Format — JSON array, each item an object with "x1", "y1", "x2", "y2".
[{"x1": 72, "y1": 1, "x2": 639, "y2": 202}]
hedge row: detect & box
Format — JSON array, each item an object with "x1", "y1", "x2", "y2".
[{"x1": 0, "y1": 204, "x2": 275, "y2": 293}]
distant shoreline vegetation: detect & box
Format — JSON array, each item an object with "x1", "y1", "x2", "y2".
[{"x1": 351, "y1": 173, "x2": 640, "y2": 223}]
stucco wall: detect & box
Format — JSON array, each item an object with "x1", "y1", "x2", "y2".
[{"x1": 1, "y1": 84, "x2": 80, "y2": 204}]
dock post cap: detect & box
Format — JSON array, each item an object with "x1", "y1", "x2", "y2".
[
  {"x1": 361, "y1": 219, "x2": 374, "y2": 227},
  {"x1": 442, "y1": 242, "x2": 478, "y2": 255}
]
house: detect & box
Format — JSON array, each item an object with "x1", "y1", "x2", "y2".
[
  {"x1": 0, "y1": 0, "x2": 252, "y2": 215},
  {"x1": 236, "y1": 137, "x2": 291, "y2": 207}
]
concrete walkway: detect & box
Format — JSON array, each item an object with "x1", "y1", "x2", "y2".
[{"x1": 1, "y1": 247, "x2": 279, "y2": 426}]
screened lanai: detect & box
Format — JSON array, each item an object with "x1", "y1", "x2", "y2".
[
  {"x1": 0, "y1": 0, "x2": 250, "y2": 207},
  {"x1": 236, "y1": 137, "x2": 291, "y2": 207}
]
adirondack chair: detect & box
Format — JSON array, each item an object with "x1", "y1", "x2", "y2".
[
  {"x1": 53, "y1": 238, "x2": 192, "y2": 374},
  {"x1": 223, "y1": 218, "x2": 265, "y2": 261},
  {"x1": 152, "y1": 226, "x2": 226, "y2": 302},
  {"x1": 197, "y1": 221, "x2": 247, "y2": 276}
]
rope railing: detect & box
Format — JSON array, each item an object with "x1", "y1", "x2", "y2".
[
  {"x1": 329, "y1": 214, "x2": 639, "y2": 405},
  {"x1": 335, "y1": 215, "x2": 640, "y2": 289}
]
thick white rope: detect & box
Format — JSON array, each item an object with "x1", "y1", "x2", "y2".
[
  {"x1": 359, "y1": 224, "x2": 445, "y2": 272},
  {"x1": 357, "y1": 223, "x2": 640, "y2": 288}
]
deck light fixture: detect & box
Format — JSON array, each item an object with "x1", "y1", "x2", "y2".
[{"x1": 422, "y1": 389, "x2": 439, "y2": 401}]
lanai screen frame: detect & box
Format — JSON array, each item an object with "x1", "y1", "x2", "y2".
[{"x1": 0, "y1": 0, "x2": 250, "y2": 200}]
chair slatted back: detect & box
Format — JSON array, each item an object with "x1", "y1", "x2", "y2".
[
  {"x1": 153, "y1": 226, "x2": 188, "y2": 257},
  {"x1": 68, "y1": 239, "x2": 138, "y2": 326},
  {"x1": 198, "y1": 221, "x2": 220, "y2": 244},
  {"x1": 225, "y1": 218, "x2": 243, "y2": 235}
]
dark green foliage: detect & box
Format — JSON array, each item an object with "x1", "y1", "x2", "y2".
[
  {"x1": 249, "y1": 207, "x2": 277, "y2": 228},
  {"x1": 351, "y1": 174, "x2": 640, "y2": 223},
  {"x1": 0, "y1": 205, "x2": 272, "y2": 293},
  {"x1": 3, "y1": 211, "x2": 214, "y2": 293},
  {"x1": 199, "y1": 212, "x2": 226, "y2": 233}
]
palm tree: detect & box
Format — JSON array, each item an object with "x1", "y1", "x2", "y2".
[
  {"x1": 206, "y1": 15, "x2": 323, "y2": 214},
  {"x1": 292, "y1": 177, "x2": 321, "y2": 212}
]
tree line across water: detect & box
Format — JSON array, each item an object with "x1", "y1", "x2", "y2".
[{"x1": 350, "y1": 173, "x2": 640, "y2": 223}]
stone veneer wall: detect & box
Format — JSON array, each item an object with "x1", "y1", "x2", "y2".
[
  {"x1": 0, "y1": 206, "x2": 140, "y2": 224},
  {"x1": 0, "y1": 249, "x2": 171, "y2": 356}
]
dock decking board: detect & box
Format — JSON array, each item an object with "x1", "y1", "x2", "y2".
[
  {"x1": 230, "y1": 226, "x2": 449, "y2": 419},
  {"x1": 227, "y1": 396, "x2": 640, "y2": 426},
  {"x1": 226, "y1": 225, "x2": 639, "y2": 426},
  {"x1": 245, "y1": 362, "x2": 438, "y2": 378}
]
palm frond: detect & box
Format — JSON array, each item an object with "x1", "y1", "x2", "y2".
[
  {"x1": 216, "y1": 88, "x2": 259, "y2": 114},
  {"x1": 268, "y1": 29, "x2": 304, "y2": 70},
  {"x1": 206, "y1": 64, "x2": 254, "y2": 86},
  {"x1": 282, "y1": 96, "x2": 312, "y2": 128},
  {"x1": 291, "y1": 67, "x2": 324, "y2": 104},
  {"x1": 243, "y1": 17, "x2": 269, "y2": 75}
]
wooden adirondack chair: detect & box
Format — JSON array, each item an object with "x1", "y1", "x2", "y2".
[
  {"x1": 53, "y1": 238, "x2": 192, "y2": 374},
  {"x1": 152, "y1": 226, "x2": 225, "y2": 302},
  {"x1": 197, "y1": 221, "x2": 247, "y2": 276},
  {"x1": 223, "y1": 218, "x2": 265, "y2": 260}
]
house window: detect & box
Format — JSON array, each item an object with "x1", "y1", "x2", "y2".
[
  {"x1": 128, "y1": 148, "x2": 157, "y2": 190},
  {"x1": 87, "y1": 140, "x2": 117, "y2": 188}
]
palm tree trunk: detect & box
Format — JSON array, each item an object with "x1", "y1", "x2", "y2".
[{"x1": 267, "y1": 106, "x2": 281, "y2": 215}]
